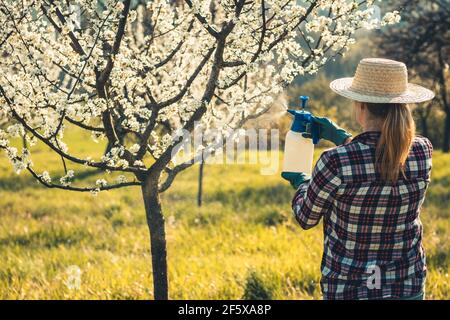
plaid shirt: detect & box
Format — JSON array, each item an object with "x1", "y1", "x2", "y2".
[{"x1": 292, "y1": 131, "x2": 433, "y2": 300}]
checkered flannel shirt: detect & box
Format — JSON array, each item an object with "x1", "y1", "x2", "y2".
[{"x1": 292, "y1": 131, "x2": 433, "y2": 300}]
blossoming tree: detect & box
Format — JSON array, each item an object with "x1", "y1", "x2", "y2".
[{"x1": 0, "y1": 0, "x2": 399, "y2": 299}]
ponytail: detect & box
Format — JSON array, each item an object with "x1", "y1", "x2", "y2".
[{"x1": 366, "y1": 103, "x2": 415, "y2": 182}]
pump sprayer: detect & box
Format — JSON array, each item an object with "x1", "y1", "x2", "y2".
[{"x1": 281, "y1": 95, "x2": 320, "y2": 177}]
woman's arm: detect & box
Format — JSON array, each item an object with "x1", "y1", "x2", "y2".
[
  {"x1": 292, "y1": 150, "x2": 341, "y2": 230},
  {"x1": 343, "y1": 137, "x2": 353, "y2": 145}
]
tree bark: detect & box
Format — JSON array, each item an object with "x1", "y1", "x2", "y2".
[
  {"x1": 141, "y1": 176, "x2": 169, "y2": 300},
  {"x1": 197, "y1": 153, "x2": 204, "y2": 207},
  {"x1": 444, "y1": 111, "x2": 450, "y2": 153},
  {"x1": 438, "y1": 49, "x2": 449, "y2": 152},
  {"x1": 416, "y1": 102, "x2": 432, "y2": 138},
  {"x1": 420, "y1": 115, "x2": 429, "y2": 138}
]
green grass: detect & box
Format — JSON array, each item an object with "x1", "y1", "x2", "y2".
[{"x1": 0, "y1": 128, "x2": 449, "y2": 299}]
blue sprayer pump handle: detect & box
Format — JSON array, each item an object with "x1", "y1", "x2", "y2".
[
  {"x1": 300, "y1": 96, "x2": 309, "y2": 108},
  {"x1": 287, "y1": 95, "x2": 320, "y2": 144}
]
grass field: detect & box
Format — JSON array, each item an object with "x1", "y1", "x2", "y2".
[{"x1": 0, "y1": 128, "x2": 449, "y2": 299}]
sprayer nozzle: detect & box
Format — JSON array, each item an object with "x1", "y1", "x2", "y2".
[
  {"x1": 287, "y1": 109, "x2": 296, "y2": 116},
  {"x1": 300, "y1": 96, "x2": 309, "y2": 109}
]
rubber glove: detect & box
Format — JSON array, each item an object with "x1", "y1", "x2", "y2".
[
  {"x1": 303, "y1": 116, "x2": 352, "y2": 146},
  {"x1": 281, "y1": 172, "x2": 309, "y2": 190}
]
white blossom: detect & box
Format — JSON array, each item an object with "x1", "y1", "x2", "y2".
[
  {"x1": 60, "y1": 170, "x2": 75, "y2": 186},
  {"x1": 41, "y1": 171, "x2": 52, "y2": 183},
  {"x1": 96, "y1": 179, "x2": 108, "y2": 187},
  {"x1": 129, "y1": 144, "x2": 140, "y2": 154},
  {"x1": 382, "y1": 11, "x2": 401, "y2": 26},
  {"x1": 0, "y1": 0, "x2": 400, "y2": 191},
  {"x1": 116, "y1": 175, "x2": 127, "y2": 184}
]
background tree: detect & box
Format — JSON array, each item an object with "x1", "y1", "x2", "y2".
[
  {"x1": 0, "y1": 0, "x2": 399, "y2": 299},
  {"x1": 374, "y1": 0, "x2": 450, "y2": 151}
]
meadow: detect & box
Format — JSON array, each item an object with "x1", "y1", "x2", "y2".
[{"x1": 0, "y1": 128, "x2": 449, "y2": 299}]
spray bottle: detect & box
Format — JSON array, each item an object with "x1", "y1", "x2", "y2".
[{"x1": 282, "y1": 96, "x2": 320, "y2": 177}]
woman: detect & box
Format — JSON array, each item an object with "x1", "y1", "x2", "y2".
[{"x1": 284, "y1": 58, "x2": 435, "y2": 300}]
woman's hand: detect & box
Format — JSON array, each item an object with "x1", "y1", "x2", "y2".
[
  {"x1": 303, "y1": 116, "x2": 352, "y2": 146},
  {"x1": 281, "y1": 172, "x2": 309, "y2": 190}
]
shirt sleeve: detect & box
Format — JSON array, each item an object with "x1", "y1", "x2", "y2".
[
  {"x1": 291, "y1": 150, "x2": 341, "y2": 230},
  {"x1": 422, "y1": 137, "x2": 433, "y2": 182}
]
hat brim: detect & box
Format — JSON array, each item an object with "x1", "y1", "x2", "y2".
[{"x1": 330, "y1": 77, "x2": 435, "y2": 104}]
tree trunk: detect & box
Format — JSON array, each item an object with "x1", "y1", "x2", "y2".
[
  {"x1": 197, "y1": 152, "x2": 204, "y2": 207},
  {"x1": 141, "y1": 176, "x2": 169, "y2": 300},
  {"x1": 420, "y1": 115, "x2": 429, "y2": 138},
  {"x1": 438, "y1": 49, "x2": 449, "y2": 152},
  {"x1": 444, "y1": 111, "x2": 450, "y2": 153},
  {"x1": 415, "y1": 102, "x2": 434, "y2": 138}
]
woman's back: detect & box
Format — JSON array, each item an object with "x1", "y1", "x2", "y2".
[
  {"x1": 323, "y1": 132, "x2": 432, "y2": 299},
  {"x1": 288, "y1": 58, "x2": 436, "y2": 300},
  {"x1": 292, "y1": 132, "x2": 433, "y2": 299}
]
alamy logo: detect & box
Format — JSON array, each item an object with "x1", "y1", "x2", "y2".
[
  {"x1": 65, "y1": 265, "x2": 82, "y2": 290},
  {"x1": 367, "y1": 5, "x2": 382, "y2": 29},
  {"x1": 366, "y1": 265, "x2": 381, "y2": 289},
  {"x1": 170, "y1": 123, "x2": 280, "y2": 175}
]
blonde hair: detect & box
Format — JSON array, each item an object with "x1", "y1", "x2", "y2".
[{"x1": 363, "y1": 102, "x2": 416, "y2": 182}]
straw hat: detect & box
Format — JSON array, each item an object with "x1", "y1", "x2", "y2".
[{"x1": 330, "y1": 58, "x2": 435, "y2": 104}]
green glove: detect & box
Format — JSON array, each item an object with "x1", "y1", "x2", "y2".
[
  {"x1": 281, "y1": 172, "x2": 308, "y2": 190},
  {"x1": 303, "y1": 116, "x2": 352, "y2": 146}
]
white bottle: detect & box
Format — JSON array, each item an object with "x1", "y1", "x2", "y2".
[
  {"x1": 281, "y1": 96, "x2": 316, "y2": 177},
  {"x1": 282, "y1": 131, "x2": 314, "y2": 177},
  {"x1": 283, "y1": 130, "x2": 314, "y2": 176}
]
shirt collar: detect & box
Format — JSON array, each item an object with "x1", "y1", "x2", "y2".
[{"x1": 352, "y1": 131, "x2": 381, "y2": 146}]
